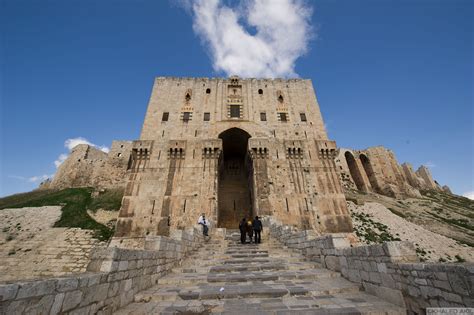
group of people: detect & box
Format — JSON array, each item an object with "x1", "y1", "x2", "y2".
[
  {"x1": 197, "y1": 213, "x2": 263, "y2": 244},
  {"x1": 239, "y1": 216, "x2": 263, "y2": 244}
]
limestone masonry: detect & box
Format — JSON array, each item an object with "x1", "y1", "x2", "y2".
[{"x1": 47, "y1": 76, "x2": 446, "y2": 245}]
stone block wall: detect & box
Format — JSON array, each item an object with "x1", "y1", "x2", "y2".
[
  {"x1": 266, "y1": 217, "x2": 474, "y2": 313},
  {"x1": 0, "y1": 227, "x2": 205, "y2": 314}
]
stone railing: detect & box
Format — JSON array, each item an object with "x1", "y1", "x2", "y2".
[
  {"x1": 0, "y1": 226, "x2": 208, "y2": 314},
  {"x1": 264, "y1": 217, "x2": 474, "y2": 313}
]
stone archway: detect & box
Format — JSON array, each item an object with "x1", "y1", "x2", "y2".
[
  {"x1": 217, "y1": 128, "x2": 253, "y2": 228},
  {"x1": 360, "y1": 154, "x2": 379, "y2": 192},
  {"x1": 344, "y1": 151, "x2": 366, "y2": 192}
]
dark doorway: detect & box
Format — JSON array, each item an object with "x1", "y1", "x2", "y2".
[{"x1": 218, "y1": 128, "x2": 253, "y2": 228}]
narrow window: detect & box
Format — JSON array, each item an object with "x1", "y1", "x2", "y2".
[
  {"x1": 260, "y1": 112, "x2": 267, "y2": 121},
  {"x1": 203, "y1": 112, "x2": 210, "y2": 121},
  {"x1": 279, "y1": 112, "x2": 288, "y2": 122},
  {"x1": 278, "y1": 95, "x2": 284, "y2": 103},
  {"x1": 206, "y1": 88, "x2": 211, "y2": 94},
  {"x1": 185, "y1": 93, "x2": 191, "y2": 101},
  {"x1": 162, "y1": 112, "x2": 169, "y2": 121},
  {"x1": 258, "y1": 89, "x2": 263, "y2": 95},
  {"x1": 300, "y1": 113, "x2": 307, "y2": 122},
  {"x1": 230, "y1": 105, "x2": 240, "y2": 118},
  {"x1": 183, "y1": 112, "x2": 191, "y2": 122}
]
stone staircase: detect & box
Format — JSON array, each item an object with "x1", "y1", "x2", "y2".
[{"x1": 116, "y1": 231, "x2": 405, "y2": 314}]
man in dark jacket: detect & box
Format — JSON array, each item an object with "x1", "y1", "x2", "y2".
[
  {"x1": 239, "y1": 217, "x2": 247, "y2": 244},
  {"x1": 253, "y1": 216, "x2": 263, "y2": 244}
]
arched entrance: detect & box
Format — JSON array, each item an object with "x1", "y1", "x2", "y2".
[
  {"x1": 344, "y1": 151, "x2": 366, "y2": 191},
  {"x1": 217, "y1": 128, "x2": 253, "y2": 228},
  {"x1": 360, "y1": 154, "x2": 379, "y2": 192}
]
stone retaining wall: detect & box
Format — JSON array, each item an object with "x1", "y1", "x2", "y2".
[
  {"x1": 266, "y1": 217, "x2": 474, "y2": 313},
  {"x1": 0, "y1": 226, "x2": 206, "y2": 314}
]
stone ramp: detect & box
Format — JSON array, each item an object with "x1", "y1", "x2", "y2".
[{"x1": 115, "y1": 235, "x2": 405, "y2": 314}]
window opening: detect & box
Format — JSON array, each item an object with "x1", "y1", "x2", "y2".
[
  {"x1": 162, "y1": 112, "x2": 169, "y2": 121},
  {"x1": 230, "y1": 105, "x2": 240, "y2": 118},
  {"x1": 258, "y1": 89, "x2": 263, "y2": 95},
  {"x1": 204, "y1": 112, "x2": 210, "y2": 121},
  {"x1": 260, "y1": 112, "x2": 267, "y2": 121},
  {"x1": 183, "y1": 112, "x2": 191, "y2": 122},
  {"x1": 279, "y1": 112, "x2": 288, "y2": 122},
  {"x1": 300, "y1": 113, "x2": 307, "y2": 122},
  {"x1": 206, "y1": 88, "x2": 211, "y2": 94}
]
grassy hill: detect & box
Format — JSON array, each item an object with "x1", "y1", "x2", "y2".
[{"x1": 0, "y1": 188, "x2": 124, "y2": 241}]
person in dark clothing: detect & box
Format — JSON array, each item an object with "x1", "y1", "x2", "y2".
[
  {"x1": 246, "y1": 219, "x2": 254, "y2": 243},
  {"x1": 239, "y1": 218, "x2": 247, "y2": 244},
  {"x1": 253, "y1": 216, "x2": 263, "y2": 244}
]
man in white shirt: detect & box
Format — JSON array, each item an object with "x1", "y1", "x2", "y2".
[{"x1": 197, "y1": 213, "x2": 209, "y2": 236}]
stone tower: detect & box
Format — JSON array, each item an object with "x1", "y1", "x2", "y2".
[{"x1": 113, "y1": 76, "x2": 352, "y2": 248}]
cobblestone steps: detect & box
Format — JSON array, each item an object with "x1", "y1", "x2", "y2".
[{"x1": 116, "y1": 233, "x2": 406, "y2": 314}]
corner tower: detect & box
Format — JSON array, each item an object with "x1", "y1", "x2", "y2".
[{"x1": 113, "y1": 76, "x2": 352, "y2": 248}]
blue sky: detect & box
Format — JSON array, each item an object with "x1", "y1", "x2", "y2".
[{"x1": 1, "y1": 0, "x2": 472, "y2": 198}]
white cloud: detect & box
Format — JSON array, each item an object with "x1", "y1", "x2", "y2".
[
  {"x1": 54, "y1": 137, "x2": 109, "y2": 168},
  {"x1": 424, "y1": 161, "x2": 436, "y2": 168},
  {"x1": 186, "y1": 0, "x2": 313, "y2": 78},
  {"x1": 28, "y1": 174, "x2": 53, "y2": 183},
  {"x1": 463, "y1": 191, "x2": 474, "y2": 200}
]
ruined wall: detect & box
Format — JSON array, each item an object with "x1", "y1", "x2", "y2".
[
  {"x1": 336, "y1": 147, "x2": 443, "y2": 198},
  {"x1": 114, "y1": 76, "x2": 352, "y2": 246},
  {"x1": 48, "y1": 141, "x2": 132, "y2": 190}
]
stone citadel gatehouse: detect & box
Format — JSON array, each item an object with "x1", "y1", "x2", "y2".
[{"x1": 112, "y1": 76, "x2": 353, "y2": 248}]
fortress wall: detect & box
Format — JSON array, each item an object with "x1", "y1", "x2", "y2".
[
  {"x1": 336, "y1": 146, "x2": 442, "y2": 198},
  {"x1": 48, "y1": 141, "x2": 132, "y2": 190},
  {"x1": 140, "y1": 77, "x2": 327, "y2": 141},
  {"x1": 114, "y1": 77, "x2": 353, "y2": 243},
  {"x1": 416, "y1": 166, "x2": 439, "y2": 190},
  {"x1": 49, "y1": 145, "x2": 108, "y2": 189}
]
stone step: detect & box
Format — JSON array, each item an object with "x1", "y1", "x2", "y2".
[
  {"x1": 134, "y1": 277, "x2": 361, "y2": 303},
  {"x1": 117, "y1": 291, "x2": 406, "y2": 315},
  {"x1": 209, "y1": 262, "x2": 288, "y2": 273},
  {"x1": 157, "y1": 268, "x2": 341, "y2": 285}
]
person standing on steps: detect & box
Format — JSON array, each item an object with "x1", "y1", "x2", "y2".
[
  {"x1": 246, "y1": 218, "x2": 254, "y2": 243},
  {"x1": 253, "y1": 216, "x2": 262, "y2": 244},
  {"x1": 197, "y1": 213, "x2": 209, "y2": 237},
  {"x1": 239, "y1": 217, "x2": 247, "y2": 244}
]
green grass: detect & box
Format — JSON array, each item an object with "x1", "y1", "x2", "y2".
[
  {"x1": 350, "y1": 210, "x2": 401, "y2": 244},
  {"x1": 88, "y1": 188, "x2": 124, "y2": 212},
  {"x1": 0, "y1": 188, "x2": 119, "y2": 241}
]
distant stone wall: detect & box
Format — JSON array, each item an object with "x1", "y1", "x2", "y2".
[
  {"x1": 336, "y1": 146, "x2": 445, "y2": 198},
  {"x1": 0, "y1": 226, "x2": 206, "y2": 314},
  {"x1": 266, "y1": 217, "x2": 473, "y2": 313},
  {"x1": 48, "y1": 141, "x2": 132, "y2": 190}
]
